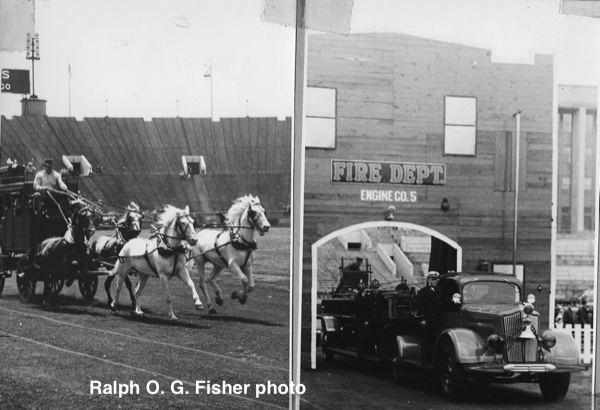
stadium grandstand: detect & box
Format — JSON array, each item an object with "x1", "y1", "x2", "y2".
[{"x1": 0, "y1": 108, "x2": 292, "y2": 226}]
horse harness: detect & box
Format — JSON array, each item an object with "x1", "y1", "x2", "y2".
[
  {"x1": 194, "y1": 203, "x2": 262, "y2": 269},
  {"x1": 210, "y1": 228, "x2": 257, "y2": 270},
  {"x1": 140, "y1": 234, "x2": 187, "y2": 279},
  {"x1": 118, "y1": 213, "x2": 194, "y2": 279}
]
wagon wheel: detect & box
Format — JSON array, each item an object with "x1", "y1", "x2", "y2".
[
  {"x1": 46, "y1": 272, "x2": 65, "y2": 296},
  {"x1": 16, "y1": 255, "x2": 36, "y2": 303},
  {"x1": 78, "y1": 276, "x2": 98, "y2": 301}
]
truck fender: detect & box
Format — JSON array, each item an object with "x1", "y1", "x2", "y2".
[
  {"x1": 395, "y1": 334, "x2": 421, "y2": 360},
  {"x1": 438, "y1": 328, "x2": 488, "y2": 364},
  {"x1": 320, "y1": 316, "x2": 340, "y2": 333},
  {"x1": 540, "y1": 329, "x2": 580, "y2": 365}
]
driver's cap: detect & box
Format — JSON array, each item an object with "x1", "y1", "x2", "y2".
[{"x1": 427, "y1": 271, "x2": 440, "y2": 279}]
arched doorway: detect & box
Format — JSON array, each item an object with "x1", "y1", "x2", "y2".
[{"x1": 309, "y1": 221, "x2": 463, "y2": 368}]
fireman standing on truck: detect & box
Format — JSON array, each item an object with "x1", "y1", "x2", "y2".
[
  {"x1": 355, "y1": 279, "x2": 373, "y2": 356},
  {"x1": 417, "y1": 271, "x2": 442, "y2": 365}
]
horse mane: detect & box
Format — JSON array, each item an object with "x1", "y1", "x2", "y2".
[
  {"x1": 226, "y1": 195, "x2": 260, "y2": 225},
  {"x1": 155, "y1": 205, "x2": 185, "y2": 226}
]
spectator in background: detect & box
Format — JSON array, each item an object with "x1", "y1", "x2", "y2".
[
  {"x1": 555, "y1": 303, "x2": 564, "y2": 327},
  {"x1": 577, "y1": 297, "x2": 592, "y2": 326},
  {"x1": 562, "y1": 298, "x2": 578, "y2": 326}
]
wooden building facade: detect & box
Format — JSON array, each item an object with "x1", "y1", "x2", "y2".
[{"x1": 301, "y1": 33, "x2": 555, "y2": 367}]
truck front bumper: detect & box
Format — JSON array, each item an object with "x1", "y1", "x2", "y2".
[{"x1": 466, "y1": 363, "x2": 588, "y2": 374}]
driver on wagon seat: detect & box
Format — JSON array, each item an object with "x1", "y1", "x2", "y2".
[{"x1": 32, "y1": 159, "x2": 68, "y2": 215}]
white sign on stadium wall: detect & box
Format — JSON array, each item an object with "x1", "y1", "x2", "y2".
[
  {"x1": 1, "y1": 69, "x2": 30, "y2": 94},
  {"x1": 331, "y1": 159, "x2": 446, "y2": 203}
]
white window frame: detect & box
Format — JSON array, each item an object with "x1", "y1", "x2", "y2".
[
  {"x1": 305, "y1": 87, "x2": 336, "y2": 149},
  {"x1": 444, "y1": 96, "x2": 477, "y2": 156}
]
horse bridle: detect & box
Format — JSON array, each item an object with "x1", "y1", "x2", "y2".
[
  {"x1": 116, "y1": 211, "x2": 142, "y2": 244},
  {"x1": 125, "y1": 211, "x2": 142, "y2": 232},
  {"x1": 71, "y1": 206, "x2": 94, "y2": 232},
  {"x1": 155, "y1": 213, "x2": 196, "y2": 243},
  {"x1": 245, "y1": 204, "x2": 267, "y2": 232}
]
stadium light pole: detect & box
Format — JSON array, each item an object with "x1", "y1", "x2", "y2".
[{"x1": 25, "y1": 33, "x2": 40, "y2": 99}]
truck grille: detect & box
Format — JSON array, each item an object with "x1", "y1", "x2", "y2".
[{"x1": 502, "y1": 311, "x2": 538, "y2": 363}]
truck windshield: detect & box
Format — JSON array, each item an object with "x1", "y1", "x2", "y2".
[{"x1": 462, "y1": 281, "x2": 521, "y2": 304}]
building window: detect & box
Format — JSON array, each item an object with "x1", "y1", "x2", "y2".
[
  {"x1": 584, "y1": 207, "x2": 593, "y2": 231},
  {"x1": 444, "y1": 96, "x2": 476, "y2": 155},
  {"x1": 305, "y1": 87, "x2": 336, "y2": 149},
  {"x1": 560, "y1": 206, "x2": 571, "y2": 233}
]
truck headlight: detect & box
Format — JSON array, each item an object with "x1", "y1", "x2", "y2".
[
  {"x1": 541, "y1": 332, "x2": 556, "y2": 349},
  {"x1": 487, "y1": 334, "x2": 505, "y2": 351},
  {"x1": 523, "y1": 303, "x2": 534, "y2": 315}
]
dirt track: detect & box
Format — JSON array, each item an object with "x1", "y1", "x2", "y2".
[
  {"x1": 300, "y1": 347, "x2": 593, "y2": 409},
  {"x1": 0, "y1": 227, "x2": 290, "y2": 410}
]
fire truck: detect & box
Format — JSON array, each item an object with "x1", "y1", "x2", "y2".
[{"x1": 318, "y1": 266, "x2": 587, "y2": 401}]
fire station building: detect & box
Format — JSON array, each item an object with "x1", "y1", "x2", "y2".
[{"x1": 301, "y1": 33, "x2": 556, "y2": 367}]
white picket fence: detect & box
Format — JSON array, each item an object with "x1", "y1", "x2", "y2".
[{"x1": 553, "y1": 324, "x2": 594, "y2": 364}]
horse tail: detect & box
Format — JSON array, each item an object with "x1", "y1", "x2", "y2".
[{"x1": 107, "y1": 256, "x2": 121, "y2": 278}]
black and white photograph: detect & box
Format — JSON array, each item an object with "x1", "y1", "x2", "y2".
[
  {"x1": 298, "y1": 0, "x2": 599, "y2": 409},
  {"x1": 2, "y1": 0, "x2": 600, "y2": 409},
  {"x1": 0, "y1": 1, "x2": 294, "y2": 408}
]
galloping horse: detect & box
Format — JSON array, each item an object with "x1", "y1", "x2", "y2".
[
  {"x1": 108, "y1": 205, "x2": 201, "y2": 320},
  {"x1": 187, "y1": 195, "x2": 270, "y2": 314},
  {"x1": 31, "y1": 200, "x2": 96, "y2": 305},
  {"x1": 91, "y1": 206, "x2": 143, "y2": 307}
]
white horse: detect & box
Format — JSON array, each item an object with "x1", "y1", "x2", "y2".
[
  {"x1": 187, "y1": 195, "x2": 270, "y2": 314},
  {"x1": 108, "y1": 205, "x2": 201, "y2": 320}
]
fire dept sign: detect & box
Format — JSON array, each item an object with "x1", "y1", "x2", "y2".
[{"x1": 331, "y1": 159, "x2": 446, "y2": 186}]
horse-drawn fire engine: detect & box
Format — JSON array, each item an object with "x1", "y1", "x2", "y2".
[
  {"x1": 0, "y1": 163, "x2": 102, "y2": 304},
  {"x1": 318, "y1": 259, "x2": 587, "y2": 401}
]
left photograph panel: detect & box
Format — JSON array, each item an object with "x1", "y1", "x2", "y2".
[{"x1": 0, "y1": 1, "x2": 294, "y2": 408}]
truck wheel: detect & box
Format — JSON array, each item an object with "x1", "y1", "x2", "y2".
[
  {"x1": 0, "y1": 252, "x2": 4, "y2": 296},
  {"x1": 321, "y1": 330, "x2": 335, "y2": 362},
  {"x1": 0, "y1": 246, "x2": 4, "y2": 296},
  {"x1": 392, "y1": 343, "x2": 415, "y2": 385},
  {"x1": 539, "y1": 373, "x2": 570, "y2": 402},
  {"x1": 440, "y1": 343, "x2": 467, "y2": 401}
]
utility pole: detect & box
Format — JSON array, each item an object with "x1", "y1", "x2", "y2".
[{"x1": 513, "y1": 111, "x2": 521, "y2": 277}]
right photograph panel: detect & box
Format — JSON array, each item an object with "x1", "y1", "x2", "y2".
[{"x1": 299, "y1": 1, "x2": 598, "y2": 407}]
